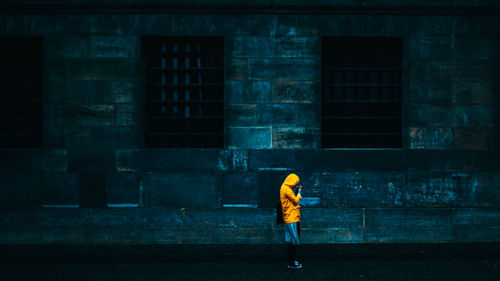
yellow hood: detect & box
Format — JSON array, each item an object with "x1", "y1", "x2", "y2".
[{"x1": 282, "y1": 173, "x2": 300, "y2": 188}]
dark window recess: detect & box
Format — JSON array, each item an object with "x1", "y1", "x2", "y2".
[
  {"x1": 322, "y1": 37, "x2": 403, "y2": 148},
  {"x1": 0, "y1": 37, "x2": 43, "y2": 148},
  {"x1": 141, "y1": 36, "x2": 224, "y2": 148}
]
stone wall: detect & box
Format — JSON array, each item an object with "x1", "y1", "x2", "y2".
[{"x1": 0, "y1": 5, "x2": 499, "y2": 244}]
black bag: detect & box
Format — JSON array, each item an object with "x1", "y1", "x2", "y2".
[{"x1": 275, "y1": 202, "x2": 284, "y2": 225}]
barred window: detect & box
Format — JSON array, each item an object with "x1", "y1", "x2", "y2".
[
  {"x1": 141, "y1": 36, "x2": 224, "y2": 148},
  {"x1": 321, "y1": 37, "x2": 403, "y2": 148},
  {"x1": 0, "y1": 37, "x2": 43, "y2": 148}
]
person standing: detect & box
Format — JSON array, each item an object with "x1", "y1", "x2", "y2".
[{"x1": 280, "y1": 173, "x2": 303, "y2": 269}]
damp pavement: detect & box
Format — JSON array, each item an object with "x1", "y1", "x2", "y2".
[{"x1": 1, "y1": 259, "x2": 499, "y2": 281}]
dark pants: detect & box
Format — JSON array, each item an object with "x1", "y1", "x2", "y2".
[{"x1": 287, "y1": 222, "x2": 301, "y2": 265}]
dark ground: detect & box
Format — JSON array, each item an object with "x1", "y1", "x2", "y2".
[
  {"x1": 1, "y1": 244, "x2": 499, "y2": 281},
  {"x1": 1, "y1": 260, "x2": 499, "y2": 281}
]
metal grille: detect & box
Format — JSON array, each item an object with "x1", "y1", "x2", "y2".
[
  {"x1": 0, "y1": 37, "x2": 43, "y2": 148},
  {"x1": 142, "y1": 36, "x2": 224, "y2": 148},
  {"x1": 321, "y1": 37, "x2": 403, "y2": 148}
]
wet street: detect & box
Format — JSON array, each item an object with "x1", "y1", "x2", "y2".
[{"x1": 2, "y1": 259, "x2": 499, "y2": 281}]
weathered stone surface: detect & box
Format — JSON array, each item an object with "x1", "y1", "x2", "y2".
[
  {"x1": 41, "y1": 173, "x2": 80, "y2": 206},
  {"x1": 453, "y1": 127, "x2": 492, "y2": 150},
  {"x1": 45, "y1": 36, "x2": 90, "y2": 58},
  {"x1": 274, "y1": 37, "x2": 319, "y2": 57},
  {"x1": 228, "y1": 36, "x2": 273, "y2": 57},
  {"x1": 223, "y1": 172, "x2": 258, "y2": 206},
  {"x1": 58, "y1": 104, "x2": 115, "y2": 126},
  {"x1": 68, "y1": 149, "x2": 116, "y2": 172},
  {"x1": 452, "y1": 80, "x2": 493, "y2": 104},
  {"x1": 397, "y1": 173, "x2": 475, "y2": 207},
  {"x1": 226, "y1": 80, "x2": 271, "y2": 104},
  {"x1": 272, "y1": 127, "x2": 319, "y2": 149},
  {"x1": 182, "y1": 208, "x2": 273, "y2": 228},
  {"x1": 300, "y1": 208, "x2": 364, "y2": 243},
  {"x1": 141, "y1": 173, "x2": 221, "y2": 207},
  {"x1": 258, "y1": 104, "x2": 297, "y2": 125},
  {"x1": 429, "y1": 151, "x2": 500, "y2": 172},
  {"x1": 227, "y1": 127, "x2": 272, "y2": 149},
  {"x1": 217, "y1": 150, "x2": 248, "y2": 171},
  {"x1": 258, "y1": 171, "x2": 292, "y2": 208},
  {"x1": 320, "y1": 172, "x2": 404, "y2": 208},
  {"x1": 47, "y1": 58, "x2": 139, "y2": 80},
  {"x1": 451, "y1": 105, "x2": 492, "y2": 126},
  {"x1": 408, "y1": 36, "x2": 453, "y2": 60},
  {"x1": 79, "y1": 173, "x2": 106, "y2": 208},
  {"x1": 105, "y1": 173, "x2": 140, "y2": 206},
  {"x1": 408, "y1": 127, "x2": 453, "y2": 149},
  {"x1": 454, "y1": 208, "x2": 500, "y2": 242},
  {"x1": 365, "y1": 208, "x2": 455, "y2": 242},
  {"x1": 227, "y1": 104, "x2": 258, "y2": 126},
  {"x1": 90, "y1": 126, "x2": 139, "y2": 149},
  {"x1": 47, "y1": 79, "x2": 94, "y2": 104},
  {"x1": 0, "y1": 174, "x2": 42, "y2": 208},
  {"x1": 248, "y1": 58, "x2": 319, "y2": 80},
  {"x1": 248, "y1": 150, "x2": 296, "y2": 171},
  {"x1": 0, "y1": 150, "x2": 67, "y2": 172},
  {"x1": 226, "y1": 58, "x2": 247, "y2": 80},
  {"x1": 272, "y1": 80, "x2": 319, "y2": 103},
  {"x1": 408, "y1": 82, "x2": 451, "y2": 104},
  {"x1": 89, "y1": 36, "x2": 138, "y2": 58},
  {"x1": 473, "y1": 173, "x2": 500, "y2": 207},
  {"x1": 116, "y1": 149, "x2": 218, "y2": 172}
]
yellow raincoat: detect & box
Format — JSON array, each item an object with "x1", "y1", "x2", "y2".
[{"x1": 280, "y1": 173, "x2": 301, "y2": 223}]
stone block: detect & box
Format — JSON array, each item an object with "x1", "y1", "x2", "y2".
[
  {"x1": 115, "y1": 112, "x2": 136, "y2": 126},
  {"x1": 320, "y1": 172, "x2": 404, "y2": 208},
  {"x1": 227, "y1": 127, "x2": 272, "y2": 149},
  {"x1": 295, "y1": 103, "x2": 320, "y2": 126},
  {"x1": 274, "y1": 36, "x2": 319, "y2": 57},
  {"x1": 181, "y1": 208, "x2": 273, "y2": 228},
  {"x1": 41, "y1": 173, "x2": 80, "y2": 206},
  {"x1": 453, "y1": 37, "x2": 500, "y2": 60},
  {"x1": 258, "y1": 171, "x2": 292, "y2": 208},
  {"x1": 116, "y1": 149, "x2": 142, "y2": 172},
  {"x1": 142, "y1": 172, "x2": 221, "y2": 207},
  {"x1": 0, "y1": 173, "x2": 42, "y2": 208},
  {"x1": 61, "y1": 127, "x2": 92, "y2": 148},
  {"x1": 90, "y1": 126, "x2": 139, "y2": 149},
  {"x1": 408, "y1": 127, "x2": 453, "y2": 149},
  {"x1": 226, "y1": 58, "x2": 247, "y2": 80},
  {"x1": 58, "y1": 104, "x2": 115, "y2": 127},
  {"x1": 258, "y1": 104, "x2": 296, "y2": 126},
  {"x1": 408, "y1": 36, "x2": 453, "y2": 60},
  {"x1": 300, "y1": 208, "x2": 364, "y2": 243},
  {"x1": 247, "y1": 150, "x2": 296, "y2": 171},
  {"x1": 179, "y1": 227, "x2": 272, "y2": 244},
  {"x1": 45, "y1": 36, "x2": 90, "y2": 58},
  {"x1": 226, "y1": 80, "x2": 271, "y2": 104},
  {"x1": 272, "y1": 127, "x2": 319, "y2": 149},
  {"x1": 68, "y1": 149, "x2": 116, "y2": 172},
  {"x1": 141, "y1": 149, "x2": 218, "y2": 172},
  {"x1": 454, "y1": 208, "x2": 500, "y2": 242},
  {"x1": 272, "y1": 80, "x2": 319, "y2": 103},
  {"x1": 397, "y1": 172, "x2": 475, "y2": 207},
  {"x1": 217, "y1": 150, "x2": 248, "y2": 171},
  {"x1": 473, "y1": 173, "x2": 500, "y2": 207},
  {"x1": 429, "y1": 151, "x2": 500, "y2": 172},
  {"x1": 408, "y1": 82, "x2": 451, "y2": 104},
  {"x1": 406, "y1": 103, "x2": 453, "y2": 127},
  {"x1": 227, "y1": 36, "x2": 273, "y2": 57},
  {"x1": 365, "y1": 208, "x2": 455, "y2": 242},
  {"x1": 451, "y1": 105, "x2": 492, "y2": 126},
  {"x1": 453, "y1": 127, "x2": 493, "y2": 150},
  {"x1": 452, "y1": 80, "x2": 494, "y2": 104},
  {"x1": 47, "y1": 58, "x2": 139, "y2": 81},
  {"x1": 223, "y1": 172, "x2": 259, "y2": 206},
  {"x1": 79, "y1": 173, "x2": 106, "y2": 208},
  {"x1": 295, "y1": 150, "x2": 406, "y2": 172},
  {"x1": 248, "y1": 58, "x2": 319, "y2": 80},
  {"x1": 227, "y1": 104, "x2": 258, "y2": 126},
  {"x1": 90, "y1": 36, "x2": 138, "y2": 58},
  {"x1": 46, "y1": 79, "x2": 93, "y2": 104},
  {"x1": 105, "y1": 173, "x2": 140, "y2": 206}
]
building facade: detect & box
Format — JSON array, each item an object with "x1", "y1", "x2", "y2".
[{"x1": 0, "y1": 0, "x2": 499, "y2": 245}]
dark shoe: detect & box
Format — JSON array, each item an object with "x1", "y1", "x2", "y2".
[{"x1": 288, "y1": 263, "x2": 303, "y2": 269}]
